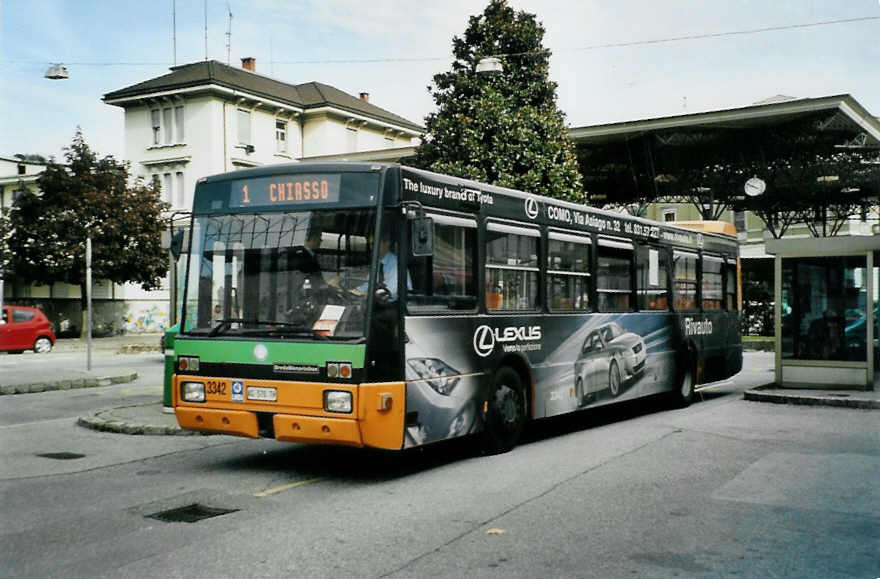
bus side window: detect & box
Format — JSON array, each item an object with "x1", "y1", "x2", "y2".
[
  {"x1": 701, "y1": 255, "x2": 723, "y2": 311},
  {"x1": 548, "y1": 233, "x2": 591, "y2": 312},
  {"x1": 637, "y1": 245, "x2": 668, "y2": 311},
  {"x1": 408, "y1": 218, "x2": 477, "y2": 312},
  {"x1": 485, "y1": 224, "x2": 540, "y2": 311},
  {"x1": 673, "y1": 250, "x2": 698, "y2": 311},
  {"x1": 596, "y1": 239, "x2": 633, "y2": 312},
  {"x1": 725, "y1": 259, "x2": 738, "y2": 310}
]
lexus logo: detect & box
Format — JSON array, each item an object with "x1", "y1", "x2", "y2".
[
  {"x1": 473, "y1": 325, "x2": 496, "y2": 357},
  {"x1": 524, "y1": 197, "x2": 539, "y2": 219}
]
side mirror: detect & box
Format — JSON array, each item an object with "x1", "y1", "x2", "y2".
[
  {"x1": 411, "y1": 217, "x2": 434, "y2": 257},
  {"x1": 170, "y1": 229, "x2": 185, "y2": 261}
]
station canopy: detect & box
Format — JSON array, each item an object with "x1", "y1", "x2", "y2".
[{"x1": 569, "y1": 94, "x2": 880, "y2": 212}]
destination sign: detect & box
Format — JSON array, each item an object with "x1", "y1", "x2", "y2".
[{"x1": 229, "y1": 174, "x2": 341, "y2": 208}]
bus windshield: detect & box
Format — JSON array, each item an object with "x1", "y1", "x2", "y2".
[{"x1": 181, "y1": 209, "x2": 376, "y2": 340}]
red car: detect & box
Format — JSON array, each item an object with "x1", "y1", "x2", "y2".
[{"x1": 1, "y1": 306, "x2": 56, "y2": 354}]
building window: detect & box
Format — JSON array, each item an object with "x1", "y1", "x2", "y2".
[
  {"x1": 637, "y1": 245, "x2": 668, "y2": 310},
  {"x1": 151, "y1": 109, "x2": 161, "y2": 145},
  {"x1": 17, "y1": 164, "x2": 25, "y2": 175},
  {"x1": 663, "y1": 209, "x2": 676, "y2": 222},
  {"x1": 162, "y1": 108, "x2": 173, "y2": 144},
  {"x1": 596, "y1": 238, "x2": 633, "y2": 311},
  {"x1": 175, "y1": 106, "x2": 185, "y2": 141},
  {"x1": 276, "y1": 120, "x2": 288, "y2": 153},
  {"x1": 734, "y1": 210, "x2": 747, "y2": 236},
  {"x1": 162, "y1": 173, "x2": 173, "y2": 204},
  {"x1": 486, "y1": 223, "x2": 539, "y2": 311},
  {"x1": 175, "y1": 171, "x2": 185, "y2": 207},
  {"x1": 547, "y1": 232, "x2": 590, "y2": 311},
  {"x1": 150, "y1": 106, "x2": 184, "y2": 145},
  {"x1": 237, "y1": 109, "x2": 251, "y2": 145}
]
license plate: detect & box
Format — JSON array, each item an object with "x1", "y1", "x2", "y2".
[{"x1": 247, "y1": 386, "x2": 277, "y2": 402}]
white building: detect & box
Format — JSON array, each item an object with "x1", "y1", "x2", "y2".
[
  {"x1": 3, "y1": 59, "x2": 423, "y2": 335},
  {"x1": 0, "y1": 156, "x2": 47, "y2": 210},
  {"x1": 102, "y1": 58, "x2": 422, "y2": 212}
]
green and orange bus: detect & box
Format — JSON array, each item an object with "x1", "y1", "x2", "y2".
[{"x1": 172, "y1": 163, "x2": 741, "y2": 452}]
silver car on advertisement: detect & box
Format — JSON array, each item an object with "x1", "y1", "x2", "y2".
[{"x1": 574, "y1": 321, "x2": 646, "y2": 405}]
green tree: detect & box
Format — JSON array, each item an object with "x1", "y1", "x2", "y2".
[
  {"x1": 7, "y1": 129, "x2": 168, "y2": 324},
  {"x1": 412, "y1": 0, "x2": 582, "y2": 201}
]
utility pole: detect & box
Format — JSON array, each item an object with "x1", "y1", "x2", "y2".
[{"x1": 86, "y1": 237, "x2": 93, "y2": 371}]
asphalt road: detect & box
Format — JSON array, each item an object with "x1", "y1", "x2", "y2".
[
  {"x1": 0, "y1": 351, "x2": 164, "y2": 425},
  {"x1": 1, "y1": 351, "x2": 877, "y2": 578}
]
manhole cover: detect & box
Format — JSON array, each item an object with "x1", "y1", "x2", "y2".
[
  {"x1": 147, "y1": 503, "x2": 238, "y2": 523},
  {"x1": 37, "y1": 452, "x2": 86, "y2": 460}
]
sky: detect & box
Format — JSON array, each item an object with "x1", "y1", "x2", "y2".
[{"x1": 1, "y1": 0, "x2": 879, "y2": 162}]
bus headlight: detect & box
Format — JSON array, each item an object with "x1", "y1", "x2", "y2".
[
  {"x1": 407, "y1": 358, "x2": 460, "y2": 395},
  {"x1": 181, "y1": 381, "x2": 206, "y2": 403},
  {"x1": 323, "y1": 390, "x2": 353, "y2": 413}
]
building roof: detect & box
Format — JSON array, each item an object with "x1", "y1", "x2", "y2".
[{"x1": 103, "y1": 60, "x2": 423, "y2": 133}]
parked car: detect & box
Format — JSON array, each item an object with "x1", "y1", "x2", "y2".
[
  {"x1": 1, "y1": 305, "x2": 56, "y2": 354},
  {"x1": 574, "y1": 321, "x2": 646, "y2": 404}
]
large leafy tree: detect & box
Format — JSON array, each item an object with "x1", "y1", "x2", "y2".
[
  {"x1": 7, "y1": 129, "x2": 168, "y2": 315},
  {"x1": 412, "y1": 0, "x2": 582, "y2": 201}
]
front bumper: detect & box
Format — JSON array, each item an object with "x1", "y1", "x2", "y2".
[{"x1": 173, "y1": 375, "x2": 405, "y2": 450}]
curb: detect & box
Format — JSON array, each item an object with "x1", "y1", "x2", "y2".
[
  {"x1": 0, "y1": 372, "x2": 139, "y2": 395},
  {"x1": 77, "y1": 406, "x2": 198, "y2": 436},
  {"x1": 744, "y1": 386, "x2": 880, "y2": 409}
]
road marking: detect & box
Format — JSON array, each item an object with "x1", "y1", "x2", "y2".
[{"x1": 252, "y1": 477, "x2": 324, "y2": 498}]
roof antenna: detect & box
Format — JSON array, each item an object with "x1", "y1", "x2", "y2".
[
  {"x1": 172, "y1": 0, "x2": 177, "y2": 66},
  {"x1": 203, "y1": 0, "x2": 208, "y2": 61},
  {"x1": 225, "y1": 3, "x2": 233, "y2": 65}
]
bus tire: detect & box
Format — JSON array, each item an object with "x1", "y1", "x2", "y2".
[
  {"x1": 608, "y1": 360, "x2": 621, "y2": 397},
  {"x1": 481, "y1": 366, "x2": 526, "y2": 454},
  {"x1": 672, "y1": 361, "x2": 695, "y2": 408}
]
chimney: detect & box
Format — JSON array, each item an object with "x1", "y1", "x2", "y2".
[
  {"x1": 241, "y1": 57, "x2": 256, "y2": 72},
  {"x1": 359, "y1": 92, "x2": 370, "y2": 103}
]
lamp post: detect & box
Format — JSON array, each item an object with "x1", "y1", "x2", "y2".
[
  {"x1": 86, "y1": 236, "x2": 92, "y2": 371},
  {"x1": 476, "y1": 56, "x2": 503, "y2": 74}
]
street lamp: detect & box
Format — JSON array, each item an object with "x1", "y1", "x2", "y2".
[
  {"x1": 476, "y1": 57, "x2": 503, "y2": 74},
  {"x1": 44, "y1": 64, "x2": 69, "y2": 80}
]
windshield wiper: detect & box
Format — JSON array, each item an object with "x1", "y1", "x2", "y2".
[
  {"x1": 209, "y1": 318, "x2": 327, "y2": 339},
  {"x1": 208, "y1": 318, "x2": 248, "y2": 337}
]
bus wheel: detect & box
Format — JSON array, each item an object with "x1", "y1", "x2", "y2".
[
  {"x1": 482, "y1": 367, "x2": 526, "y2": 454},
  {"x1": 608, "y1": 360, "x2": 621, "y2": 397},
  {"x1": 672, "y1": 363, "x2": 695, "y2": 408}
]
